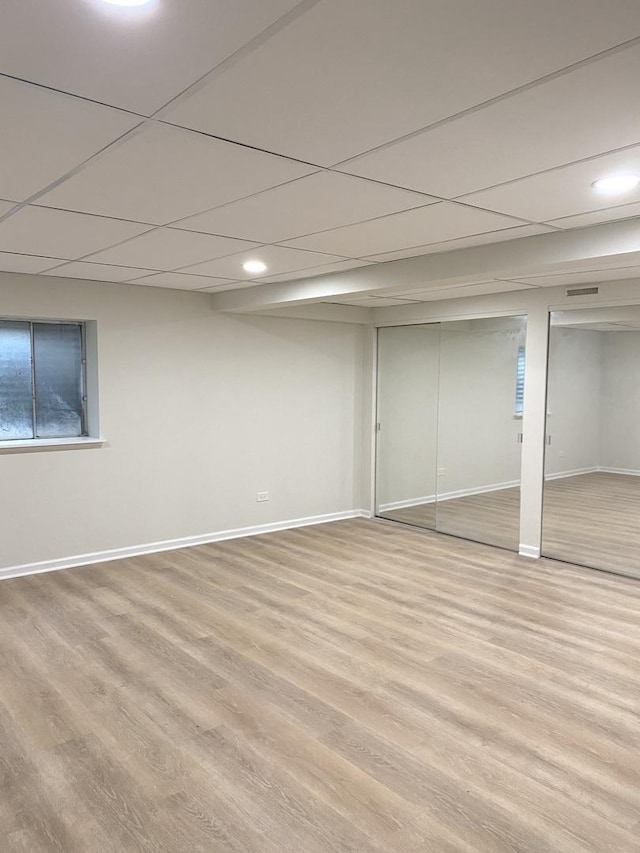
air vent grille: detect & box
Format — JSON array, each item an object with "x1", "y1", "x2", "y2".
[{"x1": 566, "y1": 286, "x2": 599, "y2": 297}]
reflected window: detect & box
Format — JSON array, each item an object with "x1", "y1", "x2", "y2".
[
  {"x1": 0, "y1": 320, "x2": 85, "y2": 441},
  {"x1": 515, "y1": 345, "x2": 526, "y2": 416}
]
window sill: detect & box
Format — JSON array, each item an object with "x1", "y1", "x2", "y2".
[{"x1": 0, "y1": 437, "x2": 105, "y2": 454}]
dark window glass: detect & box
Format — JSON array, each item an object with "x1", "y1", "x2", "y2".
[
  {"x1": 0, "y1": 320, "x2": 34, "y2": 440},
  {"x1": 0, "y1": 320, "x2": 85, "y2": 441},
  {"x1": 33, "y1": 323, "x2": 84, "y2": 438}
]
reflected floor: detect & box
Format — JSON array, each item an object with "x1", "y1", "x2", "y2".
[
  {"x1": 380, "y1": 486, "x2": 520, "y2": 551},
  {"x1": 542, "y1": 472, "x2": 640, "y2": 577},
  {"x1": 379, "y1": 503, "x2": 437, "y2": 530},
  {"x1": 379, "y1": 472, "x2": 640, "y2": 578}
]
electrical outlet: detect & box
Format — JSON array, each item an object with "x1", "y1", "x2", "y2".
[
  {"x1": 437, "y1": 468, "x2": 445, "y2": 476},
  {"x1": 256, "y1": 491, "x2": 269, "y2": 502}
]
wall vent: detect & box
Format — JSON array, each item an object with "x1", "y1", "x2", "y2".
[{"x1": 566, "y1": 286, "x2": 599, "y2": 297}]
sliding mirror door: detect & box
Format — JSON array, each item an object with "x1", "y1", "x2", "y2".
[
  {"x1": 375, "y1": 324, "x2": 440, "y2": 528},
  {"x1": 375, "y1": 316, "x2": 527, "y2": 551},
  {"x1": 542, "y1": 307, "x2": 640, "y2": 577},
  {"x1": 435, "y1": 316, "x2": 527, "y2": 551}
]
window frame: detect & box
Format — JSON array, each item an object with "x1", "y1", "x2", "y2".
[{"x1": 0, "y1": 316, "x2": 102, "y2": 453}]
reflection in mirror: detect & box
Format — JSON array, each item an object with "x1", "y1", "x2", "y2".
[
  {"x1": 435, "y1": 316, "x2": 527, "y2": 551},
  {"x1": 543, "y1": 307, "x2": 640, "y2": 578},
  {"x1": 375, "y1": 324, "x2": 440, "y2": 529}
]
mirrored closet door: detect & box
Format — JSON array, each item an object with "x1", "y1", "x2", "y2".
[
  {"x1": 542, "y1": 307, "x2": 640, "y2": 578},
  {"x1": 435, "y1": 316, "x2": 526, "y2": 551},
  {"x1": 375, "y1": 323, "x2": 440, "y2": 530},
  {"x1": 375, "y1": 315, "x2": 527, "y2": 551}
]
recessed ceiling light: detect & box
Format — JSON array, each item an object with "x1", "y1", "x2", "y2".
[
  {"x1": 100, "y1": 0, "x2": 153, "y2": 6},
  {"x1": 243, "y1": 260, "x2": 267, "y2": 274},
  {"x1": 591, "y1": 174, "x2": 640, "y2": 195}
]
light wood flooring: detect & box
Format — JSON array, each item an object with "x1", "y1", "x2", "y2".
[
  {"x1": 381, "y1": 472, "x2": 640, "y2": 577},
  {"x1": 1, "y1": 518, "x2": 640, "y2": 852}
]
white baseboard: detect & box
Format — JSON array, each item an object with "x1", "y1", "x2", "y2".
[
  {"x1": 0, "y1": 509, "x2": 371, "y2": 582},
  {"x1": 519, "y1": 544, "x2": 540, "y2": 559},
  {"x1": 437, "y1": 479, "x2": 520, "y2": 502},
  {"x1": 378, "y1": 494, "x2": 435, "y2": 512},
  {"x1": 381, "y1": 468, "x2": 640, "y2": 512},
  {"x1": 544, "y1": 466, "x2": 598, "y2": 481},
  {"x1": 546, "y1": 466, "x2": 640, "y2": 480},
  {"x1": 378, "y1": 479, "x2": 521, "y2": 512}
]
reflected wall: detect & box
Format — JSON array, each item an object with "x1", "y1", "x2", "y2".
[
  {"x1": 375, "y1": 324, "x2": 440, "y2": 529},
  {"x1": 436, "y1": 317, "x2": 526, "y2": 550}
]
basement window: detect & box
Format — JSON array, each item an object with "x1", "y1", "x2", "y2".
[{"x1": 0, "y1": 319, "x2": 100, "y2": 450}]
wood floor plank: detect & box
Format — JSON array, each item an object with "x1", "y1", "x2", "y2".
[{"x1": 1, "y1": 517, "x2": 640, "y2": 852}]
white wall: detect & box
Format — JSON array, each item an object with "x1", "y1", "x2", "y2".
[
  {"x1": 0, "y1": 273, "x2": 366, "y2": 571},
  {"x1": 600, "y1": 330, "x2": 640, "y2": 472},
  {"x1": 544, "y1": 326, "x2": 640, "y2": 476},
  {"x1": 5, "y1": 271, "x2": 640, "y2": 571}
]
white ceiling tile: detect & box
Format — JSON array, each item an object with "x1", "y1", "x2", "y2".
[
  {"x1": 549, "y1": 201, "x2": 640, "y2": 230},
  {"x1": 174, "y1": 172, "x2": 435, "y2": 243},
  {"x1": 86, "y1": 228, "x2": 257, "y2": 270},
  {"x1": 0, "y1": 77, "x2": 139, "y2": 202},
  {"x1": 343, "y1": 45, "x2": 640, "y2": 198},
  {"x1": 41, "y1": 261, "x2": 156, "y2": 283},
  {"x1": 362, "y1": 224, "x2": 554, "y2": 263},
  {"x1": 164, "y1": 0, "x2": 640, "y2": 165},
  {"x1": 38, "y1": 123, "x2": 314, "y2": 225},
  {"x1": 0, "y1": 0, "x2": 301, "y2": 115},
  {"x1": 0, "y1": 207, "x2": 151, "y2": 260},
  {"x1": 283, "y1": 203, "x2": 522, "y2": 258},
  {"x1": 3, "y1": 2, "x2": 639, "y2": 301},
  {"x1": 461, "y1": 144, "x2": 640, "y2": 222},
  {"x1": 258, "y1": 259, "x2": 371, "y2": 284},
  {"x1": 510, "y1": 267, "x2": 640, "y2": 287},
  {"x1": 179, "y1": 244, "x2": 350, "y2": 280},
  {"x1": 0, "y1": 252, "x2": 64, "y2": 274},
  {"x1": 127, "y1": 272, "x2": 237, "y2": 291}
]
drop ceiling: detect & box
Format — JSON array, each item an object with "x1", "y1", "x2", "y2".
[{"x1": 1, "y1": 0, "x2": 640, "y2": 308}]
